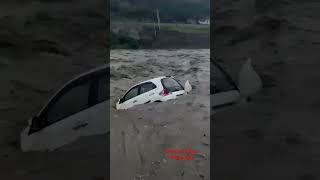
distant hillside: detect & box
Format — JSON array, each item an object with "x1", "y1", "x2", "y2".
[{"x1": 111, "y1": 0, "x2": 210, "y2": 23}]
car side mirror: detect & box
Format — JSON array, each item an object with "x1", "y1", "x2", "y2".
[
  {"x1": 238, "y1": 58, "x2": 263, "y2": 97},
  {"x1": 28, "y1": 118, "x2": 33, "y2": 126},
  {"x1": 28, "y1": 114, "x2": 46, "y2": 134},
  {"x1": 29, "y1": 115, "x2": 39, "y2": 127},
  {"x1": 119, "y1": 98, "x2": 124, "y2": 104}
]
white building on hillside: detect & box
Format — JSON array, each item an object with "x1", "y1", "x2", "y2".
[{"x1": 198, "y1": 18, "x2": 210, "y2": 25}]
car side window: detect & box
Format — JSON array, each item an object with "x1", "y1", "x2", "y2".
[
  {"x1": 212, "y1": 64, "x2": 237, "y2": 93},
  {"x1": 124, "y1": 86, "x2": 139, "y2": 102},
  {"x1": 140, "y1": 82, "x2": 156, "y2": 94},
  {"x1": 46, "y1": 80, "x2": 91, "y2": 124},
  {"x1": 97, "y1": 75, "x2": 107, "y2": 102}
]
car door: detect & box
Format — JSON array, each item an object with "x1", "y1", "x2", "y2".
[
  {"x1": 25, "y1": 77, "x2": 95, "y2": 151},
  {"x1": 120, "y1": 85, "x2": 140, "y2": 109},
  {"x1": 86, "y1": 74, "x2": 108, "y2": 135},
  {"x1": 139, "y1": 82, "x2": 158, "y2": 103},
  {"x1": 212, "y1": 61, "x2": 240, "y2": 108}
]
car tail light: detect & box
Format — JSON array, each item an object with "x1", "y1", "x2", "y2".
[{"x1": 160, "y1": 88, "x2": 171, "y2": 96}]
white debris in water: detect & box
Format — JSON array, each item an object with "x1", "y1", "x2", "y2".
[
  {"x1": 238, "y1": 58, "x2": 263, "y2": 97},
  {"x1": 184, "y1": 80, "x2": 192, "y2": 93}
]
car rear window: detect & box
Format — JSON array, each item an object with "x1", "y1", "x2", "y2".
[{"x1": 161, "y1": 78, "x2": 183, "y2": 92}]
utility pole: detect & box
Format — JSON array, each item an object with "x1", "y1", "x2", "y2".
[
  {"x1": 156, "y1": 9, "x2": 160, "y2": 31},
  {"x1": 153, "y1": 23, "x2": 157, "y2": 38}
]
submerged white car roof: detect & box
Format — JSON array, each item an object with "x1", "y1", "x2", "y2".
[
  {"x1": 129, "y1": 76, "x2": 169, "y2": 87},
  {"x1": 137, "y1": 76, "x2": 166, "y2": 85},
  {"x1": 54, "y1": 64, "x2": 108, "y2": 92},
  {"x1": 70, "y1": 65, "x2": 108, "y2": 82}
]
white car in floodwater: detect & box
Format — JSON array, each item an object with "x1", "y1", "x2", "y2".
[
  {"x1": 212, "y1": 58, "x2": 262, "y2": 108},
  {"x1": 20, "y1": 65, "x2": 108, "y2": 152},
  {"x1": 116, "y1": 57, "x2": 263, "y2": 110},
  {"x1": 116, "y1": 76, "x2": 192, "y2": 110},
  {"x1": 20, "y1": 58, "x2": 261, "y2": 151}
]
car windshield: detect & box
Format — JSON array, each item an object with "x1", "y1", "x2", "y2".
[
  {"x1": 161, "y1": 78, "x2": 183, "y2": 92},
  {"x1": 124, "y1": 86, "x2": 139, "y2": 101}
]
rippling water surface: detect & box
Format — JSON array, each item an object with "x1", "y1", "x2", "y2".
[
  {"x1": 111, "y1": 49, "x2": 209, "y2": 67},
  {"x1": 110, "y1": 49, "x2": 210, "y2": 100}
]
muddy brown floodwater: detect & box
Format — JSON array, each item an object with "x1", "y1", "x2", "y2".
[{"x1": 110, "y1": 49, "x2": 210, "y2": 180}]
